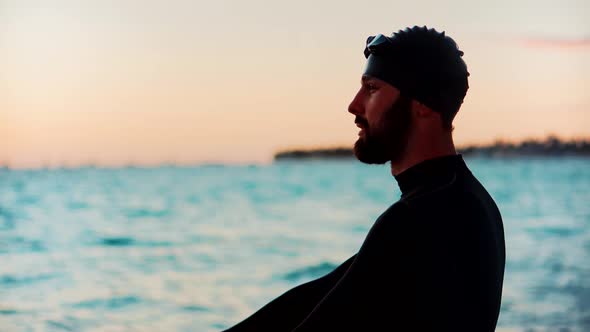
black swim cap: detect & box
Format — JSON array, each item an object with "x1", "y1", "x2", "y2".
[{"x1": 363, "y1": 26, "x2": 470, "y2": 127}]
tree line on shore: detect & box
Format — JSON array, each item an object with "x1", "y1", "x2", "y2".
[{"x1": 274, "y1": 136, "x2": 590, "y2": 161}]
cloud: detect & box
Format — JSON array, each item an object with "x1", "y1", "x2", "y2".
[{"x1": 518, "y1": 36, "x2": 590, "y2": 49}]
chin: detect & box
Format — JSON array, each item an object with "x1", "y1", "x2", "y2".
[{"x1": 353, "y1": 139, "x2": 390, "y2": 165}]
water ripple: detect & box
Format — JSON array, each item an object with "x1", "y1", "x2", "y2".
[
  {"x1": 72, "y1": 296, "x2": 143, "y2": 310},
  {"x1": 0, "y1": 158, "x2": 588, "y2": 331},
  {"x1": 0, "y1": 236, "x2": 46, "y2": 254},
  {"x1": 0, "y1": 273, "x2": 55, "y2": 286},
  {"x1": 98, "y1": 237, "x2": 174, "y2": 247},
  {"x1": 283, "y1": 262, "x2": 338, "y2": 282}
]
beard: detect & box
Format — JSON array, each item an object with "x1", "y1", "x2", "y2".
[{"x1": 353, "y1": 94, "x2": 412, "y2": 164}]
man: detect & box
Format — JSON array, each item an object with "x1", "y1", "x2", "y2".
[{"x1": 224, "y1": 26, "x2": 505, "y2": 331}]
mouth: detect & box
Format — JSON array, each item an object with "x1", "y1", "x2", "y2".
[{"x1": 355, "y1": 122, "x2": 366, "y2": 136}]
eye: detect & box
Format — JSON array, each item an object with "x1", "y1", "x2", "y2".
[{"x1": 361, "y1": 80, "x2": 378, "y2": 92}]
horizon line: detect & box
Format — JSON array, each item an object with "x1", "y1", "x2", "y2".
[{"x1": 3, "y1": 135, "x2": 589, "y2": 171}]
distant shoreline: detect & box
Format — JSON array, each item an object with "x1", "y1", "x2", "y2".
[
  {"x1": 3, "y1": 136, "x2": 589, "y2": 170},
  {"x1": 274, "y1": 136, "x2": 590, "y2": 161}
]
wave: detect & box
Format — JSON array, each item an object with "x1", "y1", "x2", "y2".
[
  {"x1": 0, "y1": 207, "x2": 15, "y2": 230},
  {"x1": 123, "y1": 208, "x2": 171, "y2": 219},
  {"x1": 283, "y1": 262, "x2": 338, "y2": 282},
  {"x1": 0, "y1": 236, "x2": 46, "y2": 254},
  {"x1": 100, "y1": 237, "x2": 134, "y2": 247},
  {"x1": 71, "y1": 296, "x2": 142, "y2": 310},
  {"x1": 0, "y1": 273, "x2": 55, "y2": 286},
  {"x1": 0, "y1": 309, "x2": 19, "y2": 315},
  {"x1": 181, "y1": 305, "x2": 209, "y2": 312},
  {"x1": 98, "y1": 237, "x2": 173, "y2": 248}
]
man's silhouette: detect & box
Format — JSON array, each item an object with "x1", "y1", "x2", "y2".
[{"x1": 224, "y1": 25, "x2": 506, "y2": 332}]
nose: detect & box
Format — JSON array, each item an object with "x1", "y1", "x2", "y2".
[{"x1": 348, "y1": 89, "x2": 364, "y2": 116}]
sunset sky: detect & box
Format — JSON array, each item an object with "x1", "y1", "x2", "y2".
[{"x1": 1, "y1": 0, "x2": 589, "y2": 168}]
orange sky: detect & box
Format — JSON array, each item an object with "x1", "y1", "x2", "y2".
[{"x1": 1, "y1": 1, "x2": 589, "y2": 168}]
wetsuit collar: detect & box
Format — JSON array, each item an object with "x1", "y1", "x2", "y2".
[{"x1": 394, "y1": 154, "x2": 466, "y2": 197}]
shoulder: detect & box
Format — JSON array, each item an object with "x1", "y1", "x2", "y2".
[
  {"x1": 400, "y1": 173, "x2": 460, "y2": 208},
  {"x1": 397, "y1": 166, "x2": 482, "y2": 218},
  {"x1": 377, "y1": 201, "x2": 411, "y2": 220},
  {"x1": 372, "y1": 201, "x2": 415, "y2": 230},
  {"x1": 361, "y1": 202, "x2": 422, "y2": 250}
]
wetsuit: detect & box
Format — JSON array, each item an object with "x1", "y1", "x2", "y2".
[{"x1": 224, "y1": 154, "x2": 505, "y2": 331}]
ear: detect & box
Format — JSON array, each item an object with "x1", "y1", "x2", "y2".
[{"x1": 411, "y1": 100, "x2": 436, "y2": 118}]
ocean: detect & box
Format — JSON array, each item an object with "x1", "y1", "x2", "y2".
[{"x1": 1, "y1": 156, "x2": 589, "y2": 331}]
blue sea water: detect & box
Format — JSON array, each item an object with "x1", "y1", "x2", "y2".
[{"x1": 0, "y1": 157, "x2": 589, "y2": 332}]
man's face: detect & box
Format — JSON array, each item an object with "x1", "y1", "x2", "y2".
[{"x1": 348, "y1": 76, "x2": 413, "y2": 164}]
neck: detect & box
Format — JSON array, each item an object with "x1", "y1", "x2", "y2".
[{"x1": 390, "y1": 133, "x2": 457, "y2": 177}]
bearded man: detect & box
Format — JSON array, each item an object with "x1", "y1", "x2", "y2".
[{"x1": 224, "y1": 26, "x2": 506, "y2": 332}]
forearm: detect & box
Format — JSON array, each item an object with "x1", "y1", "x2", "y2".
[
  {"x1": 223, "y1": 255, "x2": 356, "y2": 332},
  {"x1": 223, "y1": 278, "x2": 333, "y2": 331}
]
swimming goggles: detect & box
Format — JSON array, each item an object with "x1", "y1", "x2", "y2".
[{"x1": 364, "y1": 34, "x2": 394, "y2": 58}]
